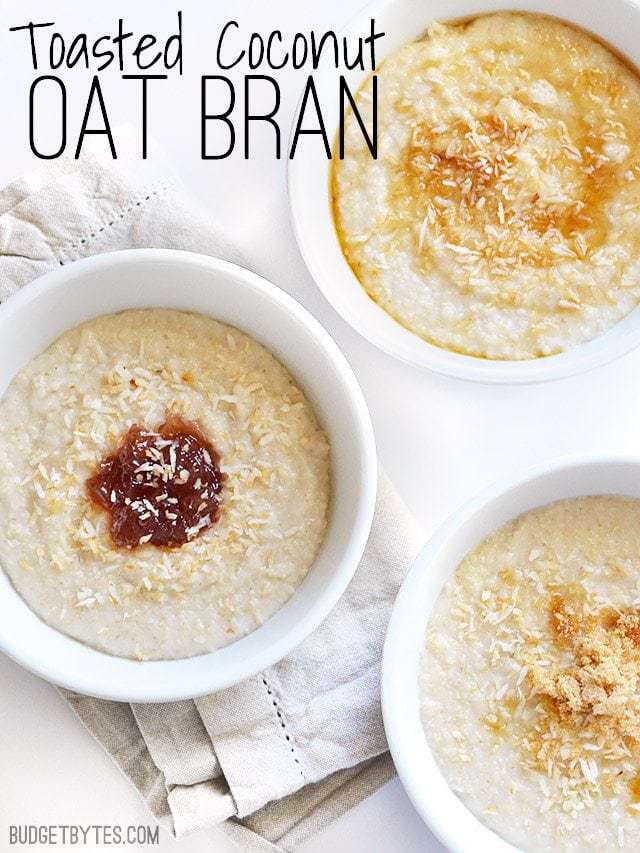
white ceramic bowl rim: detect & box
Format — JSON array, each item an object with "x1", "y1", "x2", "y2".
[
  {"x1": 382, "y1": 453, "x2": 640, "y2": 853},
  {"x1": 0, "y1": 249, "x2": 377, "y2": 702},
  {"x1": 288, "y1": 0, "x2": 640, "y2": 384}
]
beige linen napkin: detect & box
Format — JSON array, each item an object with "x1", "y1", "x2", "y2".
[{"x1": 0, "y1": 151, "x2": 423, "y2": 852}]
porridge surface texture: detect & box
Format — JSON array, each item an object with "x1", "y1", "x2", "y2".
[
  {"x1": 0, "y1": 309, "x2": 330, "y2": 660},
  {"x1": 420, "y1": 497, "x2": 640, "y2": 851},
  {"x1": 333, "y1": 13, "x2": 640, "y2": 359}
]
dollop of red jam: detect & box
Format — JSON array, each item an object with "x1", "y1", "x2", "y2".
[{"x1": 87, "y1": 415, "x2": 225, "y2": 549}]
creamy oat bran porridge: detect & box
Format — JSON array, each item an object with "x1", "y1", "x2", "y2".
[
  {"x1": 420, "y1": 497, "x2": 640, "y2": 851},
  {"x1": 0, "y1": 309, "x2": 330, "y2": 660},
  {"x1": 333, "y1": 13, "x2": 640, "y2": 360}
]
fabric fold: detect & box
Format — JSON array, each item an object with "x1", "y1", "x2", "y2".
[{"x1": 131, "y1": 701, "x2": 222, "y2": 786}]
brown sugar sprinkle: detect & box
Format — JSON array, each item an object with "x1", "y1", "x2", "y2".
[
  {"x1": 464, "y1": 559, "x2": 640, "y2": 822},
  {"x1": 549, "y1": 591, "x2": 583, "y2": 642},
  {"x1": 529, "y1": 601, "x2": 640, "y2": 736},
  {"x1": 510, "y1": 589, "x2": 640, "y2": 812},
  {"x1": 87, "y1": 414, "x2": 225, "y2": 549}
]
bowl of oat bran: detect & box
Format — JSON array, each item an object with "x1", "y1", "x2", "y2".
[
  {"x1": 0, "y1": 249, "x2": 376, "y2": 701},
  {"x1": 383, "y1": 455, "x2": 640, "y2": 852},
  {"x1": 289, "y1": 0, "x2": 640, "y2": 382}
]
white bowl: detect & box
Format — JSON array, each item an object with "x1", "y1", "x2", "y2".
[
  {"x1": 382, "y1": 454, "x2": 640, "y2": 852},
  {"x1": 0, "y1": 249, "x2": 377, "y2": 702},
  {"x1": 288, "y1": 0, "x2": 640, "y2": 383}
]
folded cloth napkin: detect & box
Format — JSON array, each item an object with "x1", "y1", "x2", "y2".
[{"x1": 0, "y1": 150, "x2": 424, "y2": 852}]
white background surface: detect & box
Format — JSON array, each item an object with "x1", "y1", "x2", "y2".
[{"x1": 2, "y1": 0, "x2": 640, "y2": 851}]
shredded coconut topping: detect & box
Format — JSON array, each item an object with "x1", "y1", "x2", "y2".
[{"x1": 334, "y1": 12, "x2": 640, "y2": 360}]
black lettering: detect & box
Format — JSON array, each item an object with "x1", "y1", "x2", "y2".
[
  {"x1": 244, "y1": 76, "x2": 281, "y2": 159},
  {"x1": 67, "y1": 33, "x2": 89, "y2": 69},
  {"x1": 343, "y1": 36, "x2": 364, "y2": 71},
  {"x1": 92, "y1": 35, "x2": 115, "y2": 71},
  {"x1": 292, "y1": 33, "x2": 308, "y2": 69},
  {"x1": 201, "y1": 76, "x2": 235, "y2": 159},
  {"x1": 133, "y1": 34, "x2": 161, "y2": 70},
  {"x1": 339, "y1": 75, "x2": 376, "y2": 158},
  {"x1": 164, "y1": 11, "x2": 183, "y2": 73},
  {"x1": 289, "y1": 76, "x2": 330, "y2": 159},
  {"x1": 29, "y1": 76, "x2": 66, "y2": 159},
  {"x1": 75, "y1": 75, "x2": 116, "y2": 159},
  {"x1": 49, "y1": 32, "x2": 65, "y2": 69},
  {"x1": 217, "y1": 21, "x2": 243, "y2": 70},
  {"x1": 123, "y1": 75, "x2": 167, "y2": 158},
  {"x1": 248, "y1": 33, "x2": 264, "y2": 69},
  {"x1": 365, "y1": 19, "x2": 385, "y2": 70},
  {"x1": 266, "y1": 31, "x2": 287, "y2": 70},
  {"x1": 8, "y1": 21, "x2": 54, "y2": 69},
  {"x1": 113, "y1": 18, "x2": 134, "y2": 72},
  {"x1": 310, "y1": 30, "x2": 338, "y2": 69}
]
